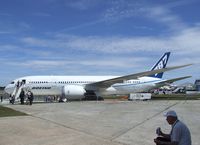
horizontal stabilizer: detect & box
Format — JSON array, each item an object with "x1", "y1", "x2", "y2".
[{"x1": 156, "y1": 76, "x2": 192, "y2": 85}]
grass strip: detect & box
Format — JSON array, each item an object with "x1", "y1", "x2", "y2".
[
  {"x1": 0, "y1": 105, "x2": 27, "y2": 117},
  {"x1": 152, "y1": 94, "x2": 200, "y2": 100}
]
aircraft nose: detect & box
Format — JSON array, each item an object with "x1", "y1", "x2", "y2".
[
  {"x1": 4, "y1": 84, "x2": 14, "y2": 94},
  {"x1": 4, "y1": 86, "x2": 9, "y2": 93}
]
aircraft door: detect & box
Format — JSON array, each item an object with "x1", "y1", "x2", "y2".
[{"x1": 22, "y1": 79, "x2": 26, "y2": 84}]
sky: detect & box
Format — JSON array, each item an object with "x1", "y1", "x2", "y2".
[{"x1": 0, "y1": 0, "x2": 200, "y2": 86}]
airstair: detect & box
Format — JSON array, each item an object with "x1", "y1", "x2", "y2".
[{"x1": 11, "y1": 82, "x2": 25, "y2": 101}]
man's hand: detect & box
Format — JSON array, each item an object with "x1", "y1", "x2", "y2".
[
  {"x1": 154, "y1": 138, "x2": 160, "y2": 144},
  {"x1": 156, "y1": 127, "x2": 162, "y2": 136}
]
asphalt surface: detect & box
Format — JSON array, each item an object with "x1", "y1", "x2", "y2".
[{"x1": 0, "y1": 100, "x2": 199, "y2": 145}]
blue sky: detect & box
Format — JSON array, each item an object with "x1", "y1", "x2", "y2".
[{"x1": 0, "y1": 0, "x2": 200, "y2": 86}]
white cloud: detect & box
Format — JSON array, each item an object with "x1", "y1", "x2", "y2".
[
  {"x1": 59, "y1": 1, "x2": 187, "y2": 33},
  {"x1": 33, "y1": 12, "x2": 51, "y2": 17},
  {"x1": 140, "y1": 6, "x2": 186, "y2": 31},
  {"x1": 20, "y1": 25, "x2": 200, "y2": 57},
  {"x1": 0, "y1": 13, "x2": 12, "y2": 16},
  {"x1": 0, "y1": 31, "x2": 12, "y2": 34},
  {"x1": 103, "y1": 0, "x2": 139, "y2": 22},
  {"x1": 21, "y1": 37, "x2": 51, "y2": 47},
  {"x1": 67, "y1": 0, "x2": 100, "y2": 10},
  {"x1": 0, "y1": 44, "x2": 20, "y2": 51},
  {"x1": 2, "y1": 27, "x2": 199, "y2": 83},
  {"x1": 13, "y1": 25, "x2": 200, "y2": 76},
  {"x1": 1, "y1": 0, "x2": 199, "y2": 85},
  {"x1": 18, "y1": 22, "x2": 31, "y2": 30},
  {"x1": 102, "y1": 0, "x2": 188, "y2": 32},
  {"x1": 5, "y1": 56, "x2": 144, "y2": 70}
]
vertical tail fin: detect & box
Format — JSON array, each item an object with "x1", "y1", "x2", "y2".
[{"x1": 149, "y1": 52, "x2": 170, "y2": 78}]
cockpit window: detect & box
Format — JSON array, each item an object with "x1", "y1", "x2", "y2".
[{"x1": 10, "y1": 81, "x2": 15, "y2": 84}]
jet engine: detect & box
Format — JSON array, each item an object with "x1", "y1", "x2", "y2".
[{"x1": 62, "y1": 85, "x2": 86, "y2": 99}]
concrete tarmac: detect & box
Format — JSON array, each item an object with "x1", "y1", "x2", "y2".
[{"x1": 0, "y1": 100, "x2": 199, "y2": 145}]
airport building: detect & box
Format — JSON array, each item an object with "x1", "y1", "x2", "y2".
[
  {"x1": 0, "y1": 87, "x2": 5, "y2": 96},
  {"x1": 195, "y1": 79, "x2": 200, "y2": 91}
]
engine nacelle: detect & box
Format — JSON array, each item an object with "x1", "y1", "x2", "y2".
[{"x1": 62, "y1": 85, "x2": 86, "y2": 99}]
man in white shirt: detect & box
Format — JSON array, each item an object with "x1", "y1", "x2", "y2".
[{"x1": 154, "y1": 110, "x2": 192, "y2": 145}]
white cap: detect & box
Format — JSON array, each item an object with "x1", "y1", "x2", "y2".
[{"x1": 164, "y1": 110, "x2": 177, "y2": 117}]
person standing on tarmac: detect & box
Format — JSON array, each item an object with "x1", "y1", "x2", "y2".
[
  {"x1": 30, "y1": 91, "x2": 34, "y2": 105},
  {"x1": 11, "y1": 95, "x2": 15, "y2": 104},
  {"x1": 19, "y1": 89, "x2": 25, "y2": 104},
  {"x1": 27, "y1": 91, "x2": 34, "y2": 105},
  {"x1": 0, "y1": 95, "x2": 3, "y2": 102}
]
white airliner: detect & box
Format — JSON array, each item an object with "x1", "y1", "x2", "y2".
[{"x1": 4, "y1": 52, "x2": 191, "y2": 100}]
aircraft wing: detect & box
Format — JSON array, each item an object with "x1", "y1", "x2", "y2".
[
  {"x1": 86, "y1": 64, "x2": 192, "y2": 88},
  {"x1": 155, "y1": 76, "x2": 192, "y2": 85}
]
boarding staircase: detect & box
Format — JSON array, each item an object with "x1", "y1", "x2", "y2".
[{"x1": 11, "y1": 83, "x2": 25, "y2": 101}]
